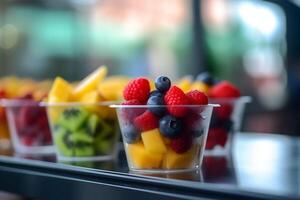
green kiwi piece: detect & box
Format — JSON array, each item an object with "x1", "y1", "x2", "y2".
[
  {"x1": 86, "y1": 114, "x2": 99, "y2": 135},
  {"x1": 74, "y1": 146, "x2": 95, "y2": 157},
  {"x1": 72, "y1": 129, "x2": 93, "y2": 144},
  {"x1": 53, "y1": 125, "x2": 74, "y2": 156},
  {"x1": 58, "y1": 107, "x2": 89, "y2": 131},
  {"x1": 94, "y1": 139, "x2": 113, "y2": 155}
]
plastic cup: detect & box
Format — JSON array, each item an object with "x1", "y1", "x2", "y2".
[
  {"x1": 206, "y1": 96, "x2": 251, "y2": 154},
  {"x1": 2, "y1": 99, "x2": 54, "y2": 154},
  {"x1": 45, "y1": 102, "x2": 120, "y2": 161},
  {"x1": 112, "y1": 104, "x2": 218, "y2": 173}
]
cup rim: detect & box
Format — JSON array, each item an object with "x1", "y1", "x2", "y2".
[
  {"x1": 110, "y1": 103, "x2": 220, "y2": 108},
  {"x1": 209, "y1": 96, "x2": 251, "y2": 103},
  {"x1": 0, "y1": 99, "x2": 120, "y2": 107}
]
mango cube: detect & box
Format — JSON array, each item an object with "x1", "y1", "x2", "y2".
[
  {"x1": 48, "y1": 77, "x2": 72, "y2": 102},
  {"x1": 72, "y1": 66, "x2": 107, "y2": 100},
  {"x1": 127, "y1": 142, "x2": 163, "y2": 169},
  {"x1": 163, "y1": 145, "x2": 199, "y2": 170},
  {"x1": 190, "y1": 81, "x2": 210, "y2": 94},
  {"x1": 141, "y1": 129, "x2": 167, "y2": 154}
]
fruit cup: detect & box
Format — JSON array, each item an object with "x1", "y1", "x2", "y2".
[
  {"x1": 1, "y1": 99, "x2": 54, "y2": 154},
  {"x1": 113, "y1": 104, "x2": 217, "y2": 173},
  {"x1": 45, "y1": 102, "x2": 120, "y2": 161},
  {"x1": 206, "y1": 96, "x2": 251, "y2": 154}
]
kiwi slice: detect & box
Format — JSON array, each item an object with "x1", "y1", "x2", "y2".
[
  {"x1": 86, "y1": 114, "x2": 99, "y2": 135},
  {"x1": 58, "y1": 108, "x2": 89, "y2": 131},
  {"x1": 74, "y1": 146, "x2": 95, "y2": 157},
  {"x1": 53, "y1": 125, "x2": 74, "y2": 156},
  {"x1": 72, "y1": 129, "x2": 93, "y2": 144},
  {"x1": 94, "y1": 139, "x2": 113, "y2": 154}
]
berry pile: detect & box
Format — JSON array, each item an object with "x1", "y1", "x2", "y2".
[
  {"x1": 121, "y1": 76, "x2": 208, "y2": 169},
  {"x1": 11, "y1": 95, "x2": 52, "y2": 146},
  {"x1": 193, "y1": 72, "x2": 241, "y2": 149}
]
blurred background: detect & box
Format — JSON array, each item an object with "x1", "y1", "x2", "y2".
[{"x1": 0, "y1": 0, "x2": 299, "y2": 135}]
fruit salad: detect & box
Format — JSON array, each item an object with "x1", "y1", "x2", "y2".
[
  {"x1": 0, "y1": 77, "x2": 52, "y2": 150},
  {"x1": 115, "y1": 76, "x2": 216, "y2": 171},
  {"x1": 3, "y1": 94, "x2": 53, "y2": 154},
  {"x1": 177, "y1": 72, "x2": 250, "y2": 152},
  {"x1": 47, "y1": 66, "x2": 119, "y2": 161}
]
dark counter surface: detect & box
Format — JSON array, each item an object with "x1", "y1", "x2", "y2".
[{"x1": 0, "y1": 132, "x2": 299, "y2": 200}]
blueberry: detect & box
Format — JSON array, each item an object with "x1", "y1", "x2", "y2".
[
  {"x1": 149, "y1": 90, "x2": 164, "y2": 98},
  {"x1": 122, "y1": 124, "x2": 140, "y2": 144},
  {"x1": 155, "y1": 76, "x2": 171, "y2": 93},
  {"x1": 159, "y1": 115, "x2": 182, "y2": 138},
  {"x1": 147, "y1": 95, "x2": 166, "y2": 116},
  {"x1": 196, "y1": 72, "x2": 215, "y2": 86}
]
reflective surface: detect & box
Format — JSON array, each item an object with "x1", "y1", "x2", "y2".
[{"x1": 1, "y1": 132, "x2": 299, "y2": 199}]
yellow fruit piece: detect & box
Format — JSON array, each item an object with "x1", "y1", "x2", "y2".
[
  {"x1": 98, "y1": 76, "x2": 130, "y2": 101},
  {"x1": 48, "y1": 77, "x2": 72, "y2": 102},
  {"x1": 48, "y1": 77, "x2": 72, "y2": 122},
  {"x1": 127, "y1": 142, "x2": 163, "y2": 169},
  {"x1": 80, "y1": 91, "x2": 100, "y2": 112},
  {"x1": 176, "y1": 76, "x2": 193, "y2": 93},
  {"x1": 72, "y1": 66, "x2": 107, "y2": 100},
  {"x1": 163, "y1": 145, "x2": 199, "y2": 170},
  {"x1": 141, "y1": 129, "x2": 167, "y2": 154},
  {"x1": 190, "y1": 81, "x2": 210, "y2": 94}
]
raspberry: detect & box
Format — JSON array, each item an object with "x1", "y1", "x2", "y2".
[
  {"x1": 121, "y1": 99, "x2": 145, "y2": 122},
  {"x1": 123, "y1": 78, "x2": 150, "y2": 103},
  {"x1": 206, "y1": 128, "x2": 228, "y2": 148},
  {"x1": 164, "y1": 86, "x2": 189, "y2": 117},
  {"x1": 209, "y1": 81, "x2": 240, "y2": 98},
  {"x1": 186, "y1": 90, "x2": 208, "y2": 105},
  {"x1": 215, "y1": 103, "x2": 233, "y2": 119},
  {"x1": 170, "y1": 133, "x2": 192, "y2": 154},
  {"x1": 134, "y1": 111, "x2": 159, "y2": 132}
]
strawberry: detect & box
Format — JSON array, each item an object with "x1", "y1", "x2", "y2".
[
  {"x1": 133, "y1": 111, "x2": 159, "y2": 132},
  {"x1": 170, "y1": 133, "x2": 192, "y2": 153},
  {"x1": 123, "y1": 78, "x2": 150, "y2": 103},
  {"x1": 121, "y1": 99, "x2": 145, "y2": 122},
  {"x1": 209, "y1": 81, "x2": 240, "y2": 98},
  {"x1": 186, "y1": 90, "x2": 208, "y2": 105},
  {"x1": 164, "y1": 86, "x2": 189, "y2": 117}
]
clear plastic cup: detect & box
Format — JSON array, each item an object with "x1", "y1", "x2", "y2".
[
  {"x1": 1, "y1": 99, "x2": 54, "y2": 154},
  {"x1": 112, "y1": 104, "x2": 218, "y2": 173},
  {"x1": 45, "y1": 102, "x2": 120, "y2": 161},
  {"x1": 206, "y1": 96, "x2": 251, "y2": 155}
]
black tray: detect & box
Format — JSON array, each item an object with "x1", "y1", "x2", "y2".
[{"x1": 0, "y1": 132, "x2": 299, "y2": 200}]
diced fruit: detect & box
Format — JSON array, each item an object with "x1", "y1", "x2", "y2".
[
  {"x1": 164, "y1": 86, "x2": 189, "y2": 117},
  {"x1": 147, "y1": 95, "x2": 166, "y2": 116},
  {"x1": 176, "y1": 76, "x2": 192, "y2": 93},
  {"x1": 122, "y1": 124, "x2": 140, "y2": 144},
  {"x1": 209, "y1": 81, "x2": 240, "y2": 98},
  {"x1": 74, "y1": 146, "x2": 95, "y2": 157},
  {"x1": 127, "y1": 142, "x2": 163, "y2": 169},
  {"x1": 190, "y1": 81, "x2": 210, "y2": 94},
  {"x1": 72, "y1": 66, "x2": 107, "y2": 100},
  {"x1": 94, "y1": 139, "x2": 112, "y2": 154},
  {"x1": 98, "y1": 76, "x2": 130, "y2": 101},
  {"x1": 58, "y1": 108, "x2": 89, "y2": 131},
  {"x1": 48, "y1": 77, "x2": 72, "y2": 102},
  {"x1": 196, "y1": 72, "x2": 215, "y2": 86},
  {"x1": 163, "y1": 145, "x2": 198, "y2": 169},
  {"x1": 206, "y1": 128, "x2": 228, "y2": 148},
  {"x1": 215, "y1": 104, "x2": 233, "y2": 119},
  {"x1": 54, "y1": 126, "x2": 73, "y2": 156},
  {"x1": 72, "y1": 130, "x2": 93, "y2": 144},
  {"x1": 159, "y1": 115, "x2": 182, "y2": 138},
  {"x1": 123, "y1": 77, "x2": 150, "y2": 103},
  {"x1": 86, "y1": 114, "x2": 99, "y2": 135},
  {"x1": 186, "y1": 90, "x2": 208, "y2": 105},
  {"x1": 141, "y1": 129, "x2": 167, "y2": 154},
  {"x1": 133, "y1": 111, "x2": 159, "y2": 132},
  {"x1": 170, "y1": 134, "x2": 192, "y2": 154},
  {"x1": 155, "y1": 76, "x2": 171, "y2": 93},
  {"x1": 121, "y1": 100, "x2": 145, "y2": 122}
]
